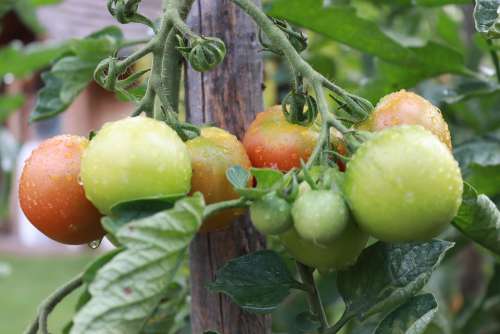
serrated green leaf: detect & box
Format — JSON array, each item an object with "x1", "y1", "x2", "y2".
[
  {"x1": 235, "y1": 168, "x2": 284, "y2": 200},
  {"x1": 226, "y1": 165, "x2": 250, "y2": 189},
  {"x1": 454, "y1": 139, "x2": 500, "y2": 196},
  {"x1": 0, "y1": 42, "x2": 68, "y2": 78},
  {"x1": 375, "y1": 294, "x2": 438, "y2": 334},
  {"x1": 31, "y1": 27, "x2": 124, "y2": 122},
  {"x1": 209, "y1": 250, "x2": 303, "y2": 313},
  {"x1": 474, "y1": 0, "x2": 500, "y2": 39},
  {"x1": 102, "y1": 199, "x2": 175, "y2": 236},
  {"x1": 71, "y1": 195, "x2": 204, "y2": 334},
  {"x1": 337, "y1": 240, "x2": 453, "y2": 320},
  {"x1": 267, "y1": 0, "x2": 468, "y2": 77},
  {"x1": 452, "y1": 183, "x2": 500, "y2": 255}
]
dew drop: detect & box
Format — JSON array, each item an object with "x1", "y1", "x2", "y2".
[{"x1": 88, "y1": 238, "x2": 102, "y2": 249}]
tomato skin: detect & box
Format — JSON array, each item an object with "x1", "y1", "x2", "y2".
[
  {"x1": 243, "y1": 106, "x2": 318, "y2": 171},
  {"x1": 280, "y1": 222, "x2": 368, "y2": 272},
  {"x1": 345, "y1": 125, "x2": 463, "y2": 242},
  {"x1": 292, "y1": 190, "x2": 349, "y2": 245},
  {"x1": 250, "y1": 193, "x2": 292, "y2": 235},
  {"x1": 81, "y1": 117, "x2": 192, "y2": 215},
  {"x1": 359, "y1": 90, "x2": 452, "y2": 150},
  {"x1": 187, "y1": 127, "x2": 251, "y2": 232},
  {"x1": 19, "y1": 135, "x2": 104, "y2": 245}
]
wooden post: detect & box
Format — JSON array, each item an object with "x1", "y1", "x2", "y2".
[{"x1": 185, "y1": 0, "x2": 270, "y2": 333}]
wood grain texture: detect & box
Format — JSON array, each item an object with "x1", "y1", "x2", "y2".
[{"x1": 185, "y1": 0, "x2": 269, "y2": 333}]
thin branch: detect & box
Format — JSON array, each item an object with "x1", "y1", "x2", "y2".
[
  {"x1": 487, "y1": 39, "x2": 500, "y2": 83},
  {"x1": 297, "y1": 263, "x2": 329, "y2": 333},
  {"x1": 203, "y1": 198, "x2": 249, "y2": 219},
  {"x1": 25, "y1": 273, "x2": 83, "y2": 334}
]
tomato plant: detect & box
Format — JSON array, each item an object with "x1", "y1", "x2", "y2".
[
  {"x1": 187, "y1": 127, "x2": 251, "y2": 232},
  {"x1": 345, "y1": 125, "x2": 463, "y2": 242},
  {"x1": 80, "y1": 117, "x2": 192, "y2": 215},
  {"x1": 6, "y1": 1, "x2": 500, "y2": 334},
  {"x1": 19, "y1": 135, "x2": 104, "y2": 245}
]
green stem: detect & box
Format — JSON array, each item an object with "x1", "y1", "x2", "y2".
[
  {"x1": 24, "y1": 274, "x2": 83, "y2": 334},
  {"x1": 487, "y1": 39, "x2": 500, "y2": 83},
  {"x1": 296, "y1": 262, "x2": 329, "y2": 333},
  {"x1": 159, "y1": 0, "x2": 196, "y2": 114},
  {"x1": 203, "y1": 198, "x2": 249, "y2": 219},
  {"x1": 325, "y1": 311, "x2": 355, "y2": 334},
  {"x1": 231, "y1": 0, "x2": 370, "y2": 165}
]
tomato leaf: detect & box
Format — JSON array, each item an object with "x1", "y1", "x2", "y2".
[
  {"x1": 208, "y1": 250, "x2": 304, "y2": 313},
  {"x1": 226, "y1": 165, "x2": 250, "y2": 189},
  {"x1": 30, "y1": 27, "x2": 123, "y2": 122},
  {"x1": 374, "y1": 294, "x2": 438, "y2": 334},
  {"x1": 70, "y1": 195, "x2": 204, "y2": 334},
  {"x1": 454, "y1": 139, "x2": 500, "y2": 196},
  {"x1": 474, "y1": 0, "x2": 500, "y2": 39},
  {"x1": 337, "y1": 240, "x2": 453, "y2": 321},
  {"x1": 103, "y1": 199, "x2": 176, "y2": 236},
  {"x1": 267, "y1": 0, "x2": 469, "y2": 77},
  {"x1": 452, "y1": 183, "x2": 500, "y2": 256},
  {"x1": 0, "y1": 42, "x2": 68, "y2": 79}
]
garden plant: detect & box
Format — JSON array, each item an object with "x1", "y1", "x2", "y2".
[{"x1": 1, "y1": 0, "x2": 500, "y2": 333}]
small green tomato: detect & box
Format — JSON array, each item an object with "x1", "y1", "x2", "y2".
[
  {"x1": 250, "y1": 193, "x2": 292, "y2": 235},
  {"x1": 292, "y1": 190, "x2": 349, "y2": 245}
]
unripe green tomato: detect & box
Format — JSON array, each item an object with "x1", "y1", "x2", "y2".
[
  {"x1": 250, "y1": 193, "x2": 292, "y2": 235},
  {"x1": 292, "y1": 190, "x2": 349, "y2": 245},
  {"x1": 81, "y1": 117, "x2": 192, "y2": 215},
  {"x1": 280, "y1": 222, "x2": 368, "y2": 272},
  {"x1": 345, "y1": 125, "x2": 463, "y2": 242}
]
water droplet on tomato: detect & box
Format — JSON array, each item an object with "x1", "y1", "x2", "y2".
[{"x1": 88, "y1": 238, "x2": 102, "y2": 249}]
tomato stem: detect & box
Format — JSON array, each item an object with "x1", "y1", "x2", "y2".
[
  {"x1": 203, "y1": 197, "x2": 250, "y2": 220},
  {"x1": 24, "y1": 273, "x2": 83, "y2": 334},
  {"x1": 296, "y1": 262, "x2": 329, "y2": 333}
]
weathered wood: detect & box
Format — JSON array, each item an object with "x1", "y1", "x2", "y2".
[{"x1": 185, "y1": 1, "x2": 269, "y2": 333}]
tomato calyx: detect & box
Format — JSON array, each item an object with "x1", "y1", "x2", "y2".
[{"x1": 282, "y1": 89, "x2": 318, "y2": 126}]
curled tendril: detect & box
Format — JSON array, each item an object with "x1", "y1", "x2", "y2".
[
  {"x1": 107, "y1": 0, "x2": 156, "y2": 31},
  {"x1": 259, "y1": 17, "x2": 307, "y2": 55},
  {"x1": 94, "y1": 57, "x2": 118, "y2": 91},
  {"x1": 282, "y1": 90, "x2": 318, "y2": 126},
  {"x1": 94, "y1": 56, "x2": 148, "y2": 96},
  {"x1": 177, "y1": 36, "x2": 227, "y2": 72}
]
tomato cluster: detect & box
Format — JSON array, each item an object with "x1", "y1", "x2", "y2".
[
  {"x1": 19, "y1": 117, "x2": 250, "y2": 244},
  {"x1": 244, "y1": 93, "x2": 462, "y2": 272},
  {"x1": 19, "y1": 91, "x2": 463, "y2": 274}
]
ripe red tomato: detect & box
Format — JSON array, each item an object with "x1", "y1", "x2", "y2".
[
  {"x1": 19, "y1": 135, "x2": 104, "y2": 245},
  {"x1": 187, "y1": 127, "x2": 251, "y2": 232},
  {"x1": 243, "y1": 106, "x2": 318, "y2": 171},
  {"x1": 359, "y1": 90, "x2": 452, "y2": 150}
]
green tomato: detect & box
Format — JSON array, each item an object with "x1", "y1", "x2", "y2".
[
  {"x1": 250, "y1": 193, "x2": 292, "y2": 235},
  {"x1": 81, "y1": 117, "x2": 192, "y2": 214},
  {"x1": 280, "y1": 222, "x2": 368, "y2": 272},
  {"x1": 292, "y1": 190, "x2": 349, "y2": 245},
  {"x1": 344, "y1": 125, "x2": 463, "y2": 242}
]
